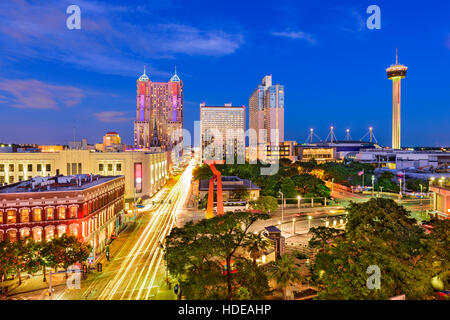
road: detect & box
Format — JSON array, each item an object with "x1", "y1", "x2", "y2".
[{"x1": 53, "y1": 161, "x2": 195, "y2": 300}]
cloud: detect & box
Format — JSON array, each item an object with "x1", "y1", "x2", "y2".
[
  {"x1": 0, "y1": 79, "x2": 84, "y2": 109},
  {"x1": 0, "y1": 0, "x2": 244, "y2": 77},
  {"x1": 94, "y1": 111, "x2": 134, "y2": 123},
  {"x1": 271, "y1": 30, "x2": 317, "y2": 45}
]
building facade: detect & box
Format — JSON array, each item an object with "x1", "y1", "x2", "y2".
[
  {"x1": 0, "y1": 150, "x2": 167, "y2": 201},
  {"x1": 200, "y1": 103, "x2": 245, "y2": 161},
  {"x1": 0, "y1": 175, "x2": 125, "y2": 255},
  {"x1": 134, "y1": 68, "x2": 183, "y2": 164},
  {"x1": 249, "y1": 75, "x2": 284, "y2": 161}
]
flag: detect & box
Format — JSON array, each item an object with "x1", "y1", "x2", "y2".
[{"x1": 358, "y1": 169, "x2": 364, "y2": 176}]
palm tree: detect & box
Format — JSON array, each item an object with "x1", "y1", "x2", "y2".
[
  {"x1": 242, "y1": 232, "x2": 271, "y2": 265},
  {"x1": 269, "y1": 254, "x2": 303, "y2": 300}
]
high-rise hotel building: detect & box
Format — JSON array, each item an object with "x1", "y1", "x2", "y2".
[
  {"x1": 249, "y1": 75, "x2": 284, "y2": 160},
  {"x1": 200, "y1": 103, "x2": 245, "y2": 161},
  {"x1": 134, "y1": 67, "x2": 183, "y2": 163}
]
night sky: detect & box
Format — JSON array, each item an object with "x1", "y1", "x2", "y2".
[{"x1": 0, "y1": 0, "x2": 449, "y2": 147}]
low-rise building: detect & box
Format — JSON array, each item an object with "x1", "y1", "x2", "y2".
[
  {"x1": 198, "y1": 176, "x2": 260, "y2": 202},
  {"x1": 0, "y1": 149, "x2": 167, "y2": 201},
  {"x1": 355, "y1": 149, "x2": 450, "y2": 170},
  {"x1": 429, "y1": 184, "x2": 450, "y2": 220},
  {"x1": 0, "y1": 174, "x2": 125, "y2": 255}
]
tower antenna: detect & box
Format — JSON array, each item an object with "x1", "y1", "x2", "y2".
[{"x1": 396, "y1": 48, "x2": 398, "y2": 64}]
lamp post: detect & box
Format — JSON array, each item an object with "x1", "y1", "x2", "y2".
[
  {"x1": 419, "y1": 184, "x2": 423, "y2": 206},
  {"x1": 308, "y1": 215, "x2": 312, "y2": 232},
  {"x1": 297, "y1": 195, "x2": 301, "y2": 209},
  {"x1": 292, "y1": 218, "x2": 296, "y2": 234},
  {"x1": 398, "y1": 178, "x2": 402, "y2": 200},
  {"x1": 331, "y1": 178, "x2": 334, "y2": 193},
  {"x1": 278, "y1": 190, "x2": 284, "y2": 232},
  {"x1": 371, "y1": 175, "x2": 375, "y2": 198}
]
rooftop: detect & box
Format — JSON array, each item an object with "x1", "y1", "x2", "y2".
[
  {"x1": 199, "y1": 176, "x2": 260, "y2": 191},
  {"x1": 0, "y1": 174, "x2": 122, "y2": 194}
]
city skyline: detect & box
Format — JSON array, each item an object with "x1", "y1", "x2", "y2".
[{"x1": 0, "y1": 0, "x2": 449, "y2": 147}]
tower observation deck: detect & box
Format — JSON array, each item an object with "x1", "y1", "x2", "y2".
[{"x1": 386, "y1": 49, "x2": 407, "y2": 150}]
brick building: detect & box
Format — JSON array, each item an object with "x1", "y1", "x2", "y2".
[{"x1": 0, "y1": 174, "x2": 125, "y2": 255}]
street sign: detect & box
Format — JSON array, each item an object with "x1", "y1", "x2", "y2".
[{"x1": 174, "y1": 284, "x2": 179, "y2": 294}]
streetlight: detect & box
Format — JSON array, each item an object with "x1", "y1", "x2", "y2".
[
  {"x1": 371, "y1": 175, "x2": 375, "y2": 198},
  {"x1": 278, "y1": 190, "x2": 284, "y2": 232},
  {"x1": 398, "y1": 178, "x2": 402, "y2": 200},
  {"x1": 297, "y1": 195, "x2": 301, "y2": 209},
  {"x1": 292, "y1": 218, "x2": 296, "y2": 234},
  {"x1": 419, "y1": 184, "x2": 423, "y2": 206},
  {"x1": 308, "y1": 215, "x2": 312, "y2": 232}
]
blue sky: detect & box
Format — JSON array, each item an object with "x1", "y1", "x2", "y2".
[{"x1": 0, "y1": 0, "x2": 449, "y2": 147}]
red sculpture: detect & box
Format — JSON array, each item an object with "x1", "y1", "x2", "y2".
[{"x1": 204, "y1": 160, "x2": 224, "y2": 219}]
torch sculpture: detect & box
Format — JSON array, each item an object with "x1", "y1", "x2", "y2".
[{"x1": 204, "y1": 160, "x2": 224, "y2": 219}]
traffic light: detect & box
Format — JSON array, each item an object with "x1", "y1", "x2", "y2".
[{"x1": 97, "y1": 263, "x2": 102, "y2": 272}]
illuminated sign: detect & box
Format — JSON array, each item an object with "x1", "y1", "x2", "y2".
[{"x1": 134, "y1": 163, "x2": 142, "y2": 193}]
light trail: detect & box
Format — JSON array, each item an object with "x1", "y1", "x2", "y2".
[{"x1": 95, "y1": 160, "x2": 194, "y2": 300}]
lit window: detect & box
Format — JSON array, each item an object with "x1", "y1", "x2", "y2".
[
  {"x1": 33, "y1": 208, "x2": 42, "y2": 222},
  {"x1": 21, "y1": 209, "x2": 30, "y2": 223},
  {"x1": 70, "y1": 206, "x2": 77, "y2": 218},
  {"x1": 46, "y1": 207, "x2": 54, "y2": 220},
  {"x1": 58, "y1": 207, "x2": 66, "y2": 219},
  {"x1": 7, "y1": 210, "x2": 16, "y2": 224}
]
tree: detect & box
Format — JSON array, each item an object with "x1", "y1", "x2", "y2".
[
  {"x1": 374, "y1": 171, "x2": 400, "y2": 193},
  {"x1": 308, "y1": 226, "x2": 344, "y2": 251},
  {"x1": 10, "y1": 239, "x2": 41, "y2": 285},
  {"x1": 269, "y1": 254, "x2": 303, "y2": 300},
  {"x1": 406, "y1": 178, "x2": 428, "y2": 192},
  {"x1": 0, "y1": 241, "x2": 15, "y2": 287},
  {"x1": 242, "y1": 232, "x2": 271, "y2": 265},
  {"x1": 311, "y1": 198, "x2": 444, "y2": 299},
  {"x1": 51, "y1": 235, "x2": 91, "y2": 275},
  {"x1": 292, "y1": 174, "x2": 330, "y2": 198},
  {"x1": 249, "y1": 196, "x2": 278, "y2": 213},
  {"x1": 280, "y1": 177, "x2": 297, "y2": 198},
  {"x1": 234, "y1": 258, "x2": 271, "y2": 299},
  {"x1": 165, "y1": 211, "x2": 270, "y2": 300}
]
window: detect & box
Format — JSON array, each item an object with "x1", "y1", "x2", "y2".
[
  {"x1": 9, "y1": 164, "x2": 14, "y2": 172},
  {"x1": 28, "y1": 176, "x2": 32, "y2": 180},
  {"x1": 19, "y1": 176, "x2": 23, "y2": 182},
  {"x1": 99, "y1": 164, "x2": 104, "y2": 171},
  {"x1": 45, "y1": 228, "x2": 54, "y2": 241},
  {"x1": 0, "y1": 164, "x2": 4, "y2": 172},
  {"x1": 7, "y1": 230, "x2": 17, "y2": 242},
  {"x1": 20, "y1": 228, "x2": 30, "y2": 239},
  {"x1": 33, "y1": 208, "x2": 42, "y2": 222},
  {"x1": 46, "y1": 164, "x2": 51, "y2": 171},
  {"x1": 21, "y1": 209, "x2": 30, "y2": 223},
  {"x1": 0, "y1": 176, "x2": 5, "y2": 184},
  {"x1": 27, "y1": 164, "x2": 32, "y2": 171},
  {"x1": 70, "y1": 206, "x2": 77, "y2": 219},
  {"x1": 116, "y1": 163, "x2": 122, "y2": 171},
  {"x1": 37, "y1": 164, "x2": 42, "y2": 171},
  {"x1": 18, "y1": 164, "x2": 23, "y2": 172},
  {"x1": 57, "y1": 225, "x2": 66, "y2": 237},
  {"x1": 46, "y1": 207, "x2": 54, "y2": 220},
  {"x1": 58, "y1": 207, "x2": 66, "y2": 219},
  {"x1": 0, "y1": 211, "x2": 3, "y2": 224},
  {"x1": 9, "y1": 176, "x2": 14, "y2": 184},
  {"x1": 33, "y1": 228, "x2": 42, "y2": 242},
  {"x1": 7, "y1": 210, "x2": 16, "y2": 224},
  {"x1": 108, "y1": 164, "x2": 113, "y2": 171}
]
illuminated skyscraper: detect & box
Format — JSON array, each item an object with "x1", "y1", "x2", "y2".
[
  {"x1": 386, "y1": 50, "x2": 407, "y2": 149},
  {"x1": 200, "y1": 103, "x2": 245, "y2": 161},
  {"x1": 249, "y1": 75, "x2": 284, "y2": 160},
  {"x1": 134, "y1": 67, "x2": 183, "y2": 161}
]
